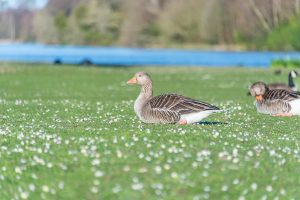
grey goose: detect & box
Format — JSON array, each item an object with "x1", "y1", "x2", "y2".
[
  {"x1": 250, "y1": 81, "x2": 300, "y2": 116},
  {"x1": 127, "y1": 72, "x2": 221, "y2": 124}
]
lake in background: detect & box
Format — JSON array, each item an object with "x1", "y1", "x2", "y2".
[{"x1": 1, "y1": 43, "x2": 300, "y2": 67}]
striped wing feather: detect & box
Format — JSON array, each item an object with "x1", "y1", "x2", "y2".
[
  {"x1": 149, "y1": 94, "x2": 219, "y2": 115},
  {"x1": 264, "y1": 90, "x2": 300, "y2": 101}
]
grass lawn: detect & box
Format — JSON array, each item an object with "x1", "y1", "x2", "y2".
[{"x1": 0, "y1": 63, "x2": 299, "y2": 200}]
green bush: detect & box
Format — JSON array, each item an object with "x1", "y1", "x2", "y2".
[
  {"x1": 265, "y1": 15, "x2": 300, "y2": 51},
  {"x1": 271, "y1": 59, "x2": 300, "y2": 68}
]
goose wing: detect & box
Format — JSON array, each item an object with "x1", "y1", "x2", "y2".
[
  {"x1": 265, "y1": 90, "x2": 300, "y2": 102},
  {"x1": 149, "y1": 94, "x2": 220, "y2": 115}
]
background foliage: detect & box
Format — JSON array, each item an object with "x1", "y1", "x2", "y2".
[{"x1": 1, "y1": 0, "x2": 300, "y2": 50}]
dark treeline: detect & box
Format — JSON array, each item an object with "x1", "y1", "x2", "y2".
[{"x1": 1, "y1": 0, "x2": 300, "y2": 50}]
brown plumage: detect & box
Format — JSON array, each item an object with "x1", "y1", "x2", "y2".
[{"x1": 127, "y1": 72, "x2": 221, "y2": 124}]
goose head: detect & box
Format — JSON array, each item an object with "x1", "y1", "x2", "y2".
[
  {"x1": 250, "y1": 81, "x2": 268, "y2": 101},
  {"x1": 127, "y1": 72, "x2": 152, "y2": 86},
  {"x1": 290, "y1": 70, "x2": 298, "y2": 78}
]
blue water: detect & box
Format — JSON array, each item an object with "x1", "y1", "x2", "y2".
[{"x1": 1, "y1": 43, "x2": 300, "y2": 67}]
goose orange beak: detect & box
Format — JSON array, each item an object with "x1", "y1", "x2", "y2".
[
  {"x1": 127, "y1": 76, "x2": 137, "y2": 84},
  {"x1": 255, "y1": 95, "x2": 263, "y2": 101}
]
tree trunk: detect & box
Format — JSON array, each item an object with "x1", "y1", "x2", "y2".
[
  {"x1": 246, "y1": 0, "x2": 271, "y2": 31},
  {"x1": 272, "y1": 0, "x2": 279, "y2": 26},
  {"x1": 9, "y1": 13, "x2": 16, "y2": 41},
  {"x1": 296, "y1": 0, "x2": 300, "y2": 14}
]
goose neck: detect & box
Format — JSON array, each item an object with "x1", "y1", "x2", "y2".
[
  {"x1": 141, "y1": 82, "x2": 153, "y2": 99},
  {"x1": 288, "y1": 73, "x2": 296, "y2": 87}
]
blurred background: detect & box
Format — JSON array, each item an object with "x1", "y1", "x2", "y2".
[
  {"x1": 1, "y1": 0, "x2": 300, "y2": 50},
  {"x1": 1, "y1": 0, "x2": 300, "y2": 67}
]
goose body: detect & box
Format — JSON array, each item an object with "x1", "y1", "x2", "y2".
[
  {"x1": 128, "y1": 72, "x2": 221, "y2": 124},
  {"x1": 250, "y1": 82, "x2": 300, "y2": 116}
]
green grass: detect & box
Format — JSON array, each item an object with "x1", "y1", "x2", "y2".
[{"x1": 0, "y1": 63, "x2": 300, "y2": 200}]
